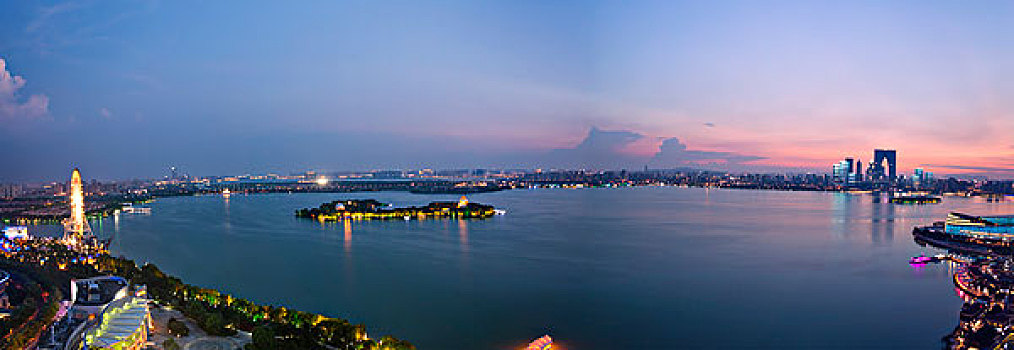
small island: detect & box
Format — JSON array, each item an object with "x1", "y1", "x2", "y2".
[{"x1": 296, "y1": 196, "x2": 500, "y2": 221}]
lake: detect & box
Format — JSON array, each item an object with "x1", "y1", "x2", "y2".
[{"x1": 72, "y1": 187, "x2": 1014, "y2": 349}]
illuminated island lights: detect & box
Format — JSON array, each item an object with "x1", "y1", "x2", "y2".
[{"x1": 295, "y1": 196, "x2": 501, "y2": 221}]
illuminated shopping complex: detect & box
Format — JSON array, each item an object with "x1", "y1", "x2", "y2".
[
  {"x1": 913, "y1": 213, "x2": 1014, "y2": 255},
  {"x1": 79, "y1": 296, "x2": 151, "y2": 350},
  {"x1": 63, "y1": 276, "x2": 151, "y2": 350},
  {"x1": 944, "y1": 213, "x2": 1014, "y2": 239}
]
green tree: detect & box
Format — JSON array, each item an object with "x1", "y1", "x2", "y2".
[
  {"x1": 202, "y1": 312, "x2": 227, "y2": 335},
  {"x1": 376, "y1": 335, "x2": 416, "y2": 350},
  {"x1": 163, "y1": 338, "x2": 181, "y2": 350},
  {"x1": 251, "y1": 325, "x2": 277, "y2": 350},
  {"x1": 167, "y1": 317, "x2": 189, "y2": 337}
]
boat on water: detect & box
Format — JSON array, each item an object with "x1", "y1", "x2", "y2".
[
  {"x1": 890, "y1": 194, "x2": 941, "y2": 204},
  {"x1": 909, "y1": 254, "x2": 947, "y2": 264},
  {"x1": 525, "y1": 335, "x2": 553, "y2": 350},
  {"x1": 120, "y1": 203, "x2": 151, "y2": 214}
]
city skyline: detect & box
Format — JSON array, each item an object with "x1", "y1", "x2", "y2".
[
  {"x1": 0, "y1": 140, "x2": 1001, "y2": 184},
  {"x1": 3, "y1": 1, "x2": 1014, "y2": 181},
  {"x1": 7, "y1": 3, "x2": 1014, "y2": 350}
]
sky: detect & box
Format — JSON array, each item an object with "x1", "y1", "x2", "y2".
[{"x1": 2, "y1": 0, "x2": 1014, "y2": 181}]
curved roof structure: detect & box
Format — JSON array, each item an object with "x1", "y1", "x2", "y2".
[{"x1": 82, "y1": 297, "x2": 150, "y2": 349}]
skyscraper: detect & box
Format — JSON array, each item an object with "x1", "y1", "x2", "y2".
[
  {"x1": 832, "y1": 159, "x2": 853, "y2": 185},
  {"x1": 844, "y1": 158, "x2": 855, "y2": 184},
  {"x1": 870, "y1": 149, "x2": 897, "y2": 182},
  {"x1": 913, "y1": 168, "x2": 934, "y2": 187},
  {"x1": 854, "y1": 159, "x2": 863, "y2": 182}
]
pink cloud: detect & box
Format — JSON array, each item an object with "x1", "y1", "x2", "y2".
[{"x1": 0, "y1": 58, "x2": 49, "y2": 121}]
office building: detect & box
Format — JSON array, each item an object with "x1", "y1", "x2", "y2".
[{"x1": 869, "y1": 149, "x2": 897, "y2": 182}]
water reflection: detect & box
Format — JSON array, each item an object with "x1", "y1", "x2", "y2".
[
  {"x1": 343, "y1": 219, "x2": 352, "y2": 254},
  {"x1": 94, "y1": 189, "x2": 1014, "y2": 349},
  {"x1": 830, "y1": 193, "x2": 895, "y2": 244},
  {"x1": 111, "y1": 211, "x2": 120, "y2": 250},
  {"x1": 458, "y1": 219, "x2": 469, "y2": 253},
  {"x1": 830, "y1": 193, "x2": 855, "y2": 239},
  {"x1": 871, "y1": 198, "x2": 894, "y2": 244}
]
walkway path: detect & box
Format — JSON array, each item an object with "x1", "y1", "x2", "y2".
[{"x1": 183, "y1": 336, "x2": 240, "y2": 350}]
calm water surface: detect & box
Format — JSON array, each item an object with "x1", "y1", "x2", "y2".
[{"x1": 76, "y1": 188, "x2": 1014, "y2": 349}]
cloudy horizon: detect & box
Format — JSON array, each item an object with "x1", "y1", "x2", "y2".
[{"x1": 3, "y1": 1, "x2": 1014, "y2": 182}]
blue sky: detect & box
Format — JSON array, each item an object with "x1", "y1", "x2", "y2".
[{"x1": 2, "y1": 1, "x2": 1014, "y2": 181}]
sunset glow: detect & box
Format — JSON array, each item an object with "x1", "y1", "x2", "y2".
[{"x1": 1, "y1": 1, "x2": 1013, "y2": 180}]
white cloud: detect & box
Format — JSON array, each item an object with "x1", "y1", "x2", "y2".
[
  {"x1": 0, "y1": 58, "x2": 49, "y2": 121},
  {"x1": 650, "y1": 137, "x2": 766, "y2": 167},
  {"x1": 545, "y1": 127, "x2": 645, "y2": 169},
  {"x1": 25, "y1": 2, "x2": 83, "y2": 33}
]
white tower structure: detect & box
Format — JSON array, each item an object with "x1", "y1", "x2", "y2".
[{"x1": 63, "y1": 168, "x2": 92, "y2": 244}]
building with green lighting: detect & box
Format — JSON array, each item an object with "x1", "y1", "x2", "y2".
[{"x1": 79, "y1": 296, "x2": 151, "y2": 350}]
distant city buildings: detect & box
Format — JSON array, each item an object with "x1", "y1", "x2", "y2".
[
  {"x1": 0, "y1": 161, "x2": 1012, "y2": 218},
  {"x1": 832, "y1": 158, "x2": 859, "y2": 185},
  {"x1": 372, "y1": 170, "x2": 404, "y2": 179},
  {"x1": 0, "y1": 184, "x2": 24, "y2": 199},
  {"x1": 832, "y1": 156, "x2": 865, "y2": 186},
  {"x1": 913, "y1": 168, "x2": 934, "y2": 188},
  {"x1": 868, "y1": 149, "x2": 898, "y2": 183},
  {"x1": 832, "y1": 149, "x2": 903, "y2": 188}
]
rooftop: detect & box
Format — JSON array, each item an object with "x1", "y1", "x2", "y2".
[
  {"x1": 72, "y1": 276, "x2": 128, "y2": 306},
  {"x1": 83, "y1": 297, "x2": 149, "y2": 348}
]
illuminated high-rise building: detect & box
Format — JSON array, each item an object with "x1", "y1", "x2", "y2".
[
  {"x1": 869, "y1": 149, "x2": 897, "y2": 182},
  {"x1": 832, "y1": 157, "x2": 864, "y2": 185},
  {"x1": 63, "y1": 168, "x2": 92, "y2": 243},
  {"x1": 913, "y1": 168, "x2": 934, "y2": 187},
  {"x1": 832, "y1": 160, "x2": 850, "y2": 184},
  {"x1": 831, "y1": 162, "x2": 842, "y2": 183}
]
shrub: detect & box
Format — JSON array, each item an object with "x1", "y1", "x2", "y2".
[
  {"x1": 251, "y1": 326, "x2": 277, "y2": 349},
  {"x1": 163, "y1": 338, "x2": 181, "y2": 350},
  {"x1": 167, "y1": 318, "x2": 189, "y2": 337}
]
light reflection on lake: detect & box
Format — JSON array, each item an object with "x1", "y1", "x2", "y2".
[{"x1": 31, "y1": 188, "x2": 1014, "y2": 349}]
